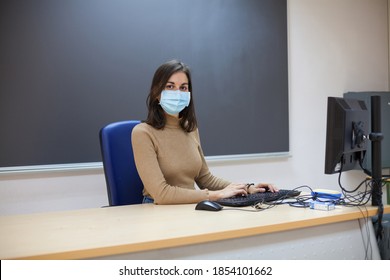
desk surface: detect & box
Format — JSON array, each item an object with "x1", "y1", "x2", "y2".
[{"x1": 0, "y1": 203, "x2": 389, "y2": 260}]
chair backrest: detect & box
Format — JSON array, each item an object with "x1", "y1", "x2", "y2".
[{"x1": 99, "y1": 120, "x2": 144, "y2": 206}]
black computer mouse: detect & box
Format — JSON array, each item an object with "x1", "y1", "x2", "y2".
[{"x1": 195, "y1": 200, "x2": 223, "y2": 211}]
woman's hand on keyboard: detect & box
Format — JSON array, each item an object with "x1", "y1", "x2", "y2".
[
  {"x1": 249, "y1": 183, "x2": 279, "y2": 194},
  {"x1": 209, "y1": 183, "x2": 248, "y2": 200}
]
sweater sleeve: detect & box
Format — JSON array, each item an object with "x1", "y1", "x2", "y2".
[
  {"x1": 131, "y1": 124, "x2": 209, "y2": 204},
  {"x1": 193, "y1": 129, "x2": 231, "y2": 190}
]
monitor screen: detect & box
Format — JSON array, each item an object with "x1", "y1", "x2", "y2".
[{"x1": 324, "y1": 97, "x2": 370, "y2": 174}]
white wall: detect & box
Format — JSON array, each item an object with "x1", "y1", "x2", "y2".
[{"x1": 0, "y1": 0, "x2": 388, "y2": 215}]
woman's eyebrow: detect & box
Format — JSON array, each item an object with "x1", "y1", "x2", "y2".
[{"x1": 166, "y1": 81, "x2": 188, "y2": 86}]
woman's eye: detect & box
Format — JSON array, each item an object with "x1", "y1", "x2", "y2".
[
  {"x1": 165, "y1": 85, "x2": 174, "y2": 90},
  {"x1": 180, "y1": 86, "x2": 188, "y2": 91}
]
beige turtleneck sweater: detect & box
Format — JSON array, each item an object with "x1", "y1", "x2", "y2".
[{"x1": 131, "y1": 115, "x2": 231, "y2": 204}]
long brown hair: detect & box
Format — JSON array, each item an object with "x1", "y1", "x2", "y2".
[{"x1": 145, "y1": 59, "x2": 197, "y2": 132}]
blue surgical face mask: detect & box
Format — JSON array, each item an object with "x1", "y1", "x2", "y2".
[{"x1": 159, "y1": 90, "x2": 191, "y2": 115}]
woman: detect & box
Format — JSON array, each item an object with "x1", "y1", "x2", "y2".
[{"x1": 132, "y1": 59, "x2": 277, "y2": 204}]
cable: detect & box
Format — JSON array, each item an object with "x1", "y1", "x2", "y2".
[
  {"x1": 261, "y1": 185, "x2": 313, "y2": 208},
  {"x1": 335, "y1": 168, "x2": 388, "y2": 258},
  {"x1": 357, "y1": 205, "x2": 373, "y2": 259},
  {"x1": 222, "y1": 207, "x2": 265, "y2": 212}
]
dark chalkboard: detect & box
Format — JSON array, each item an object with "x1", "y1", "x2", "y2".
[{"x1": 0, "y1": 0, "x2": 288, "y2": 168}]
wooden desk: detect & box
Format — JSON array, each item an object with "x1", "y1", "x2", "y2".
[{"x1": 0, "y1": 203, "x2": 389, "y2": 260}]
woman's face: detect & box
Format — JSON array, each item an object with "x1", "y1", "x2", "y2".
[
  {"x1": 157, "y1": 71, "x2": 190, "y2": 117},
  {"x1": 164, "y1": 71, "x2": 189, "y2": 92}
]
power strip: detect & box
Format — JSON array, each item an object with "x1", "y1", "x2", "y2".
[{"x1": 310, "y1": 201, "x2": 335, "y2": 211}]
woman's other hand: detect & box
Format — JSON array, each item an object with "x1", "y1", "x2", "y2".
[
  {"x1": 248, "y1": 183, "x2": 278, "y2": 194},
  {"x1": 208, "y1": 183, "x2": 247, "y2": 200}
]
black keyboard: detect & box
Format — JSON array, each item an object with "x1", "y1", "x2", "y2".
[{"x1": 217, "y1": 189, "x2": 301, "y2": 207}]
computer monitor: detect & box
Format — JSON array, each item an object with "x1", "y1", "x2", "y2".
[
  {"x1": 324, "y1": 96, "x2": 370, "y2": 174},
  {"x1": 344, "y1": 92, "x2": 390, "y2": 173}
]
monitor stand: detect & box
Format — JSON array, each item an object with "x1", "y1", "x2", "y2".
[
  {"x1": 370, "y1": 95, "x2": 383, "y2": 207},
  {"x1": 370, "y1": 95, "x2": 384, "y2": 241}
]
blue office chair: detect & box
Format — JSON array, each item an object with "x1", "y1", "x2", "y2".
[{"x1": 99, "y1": 120, "x2": 144, "y2": 206}]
